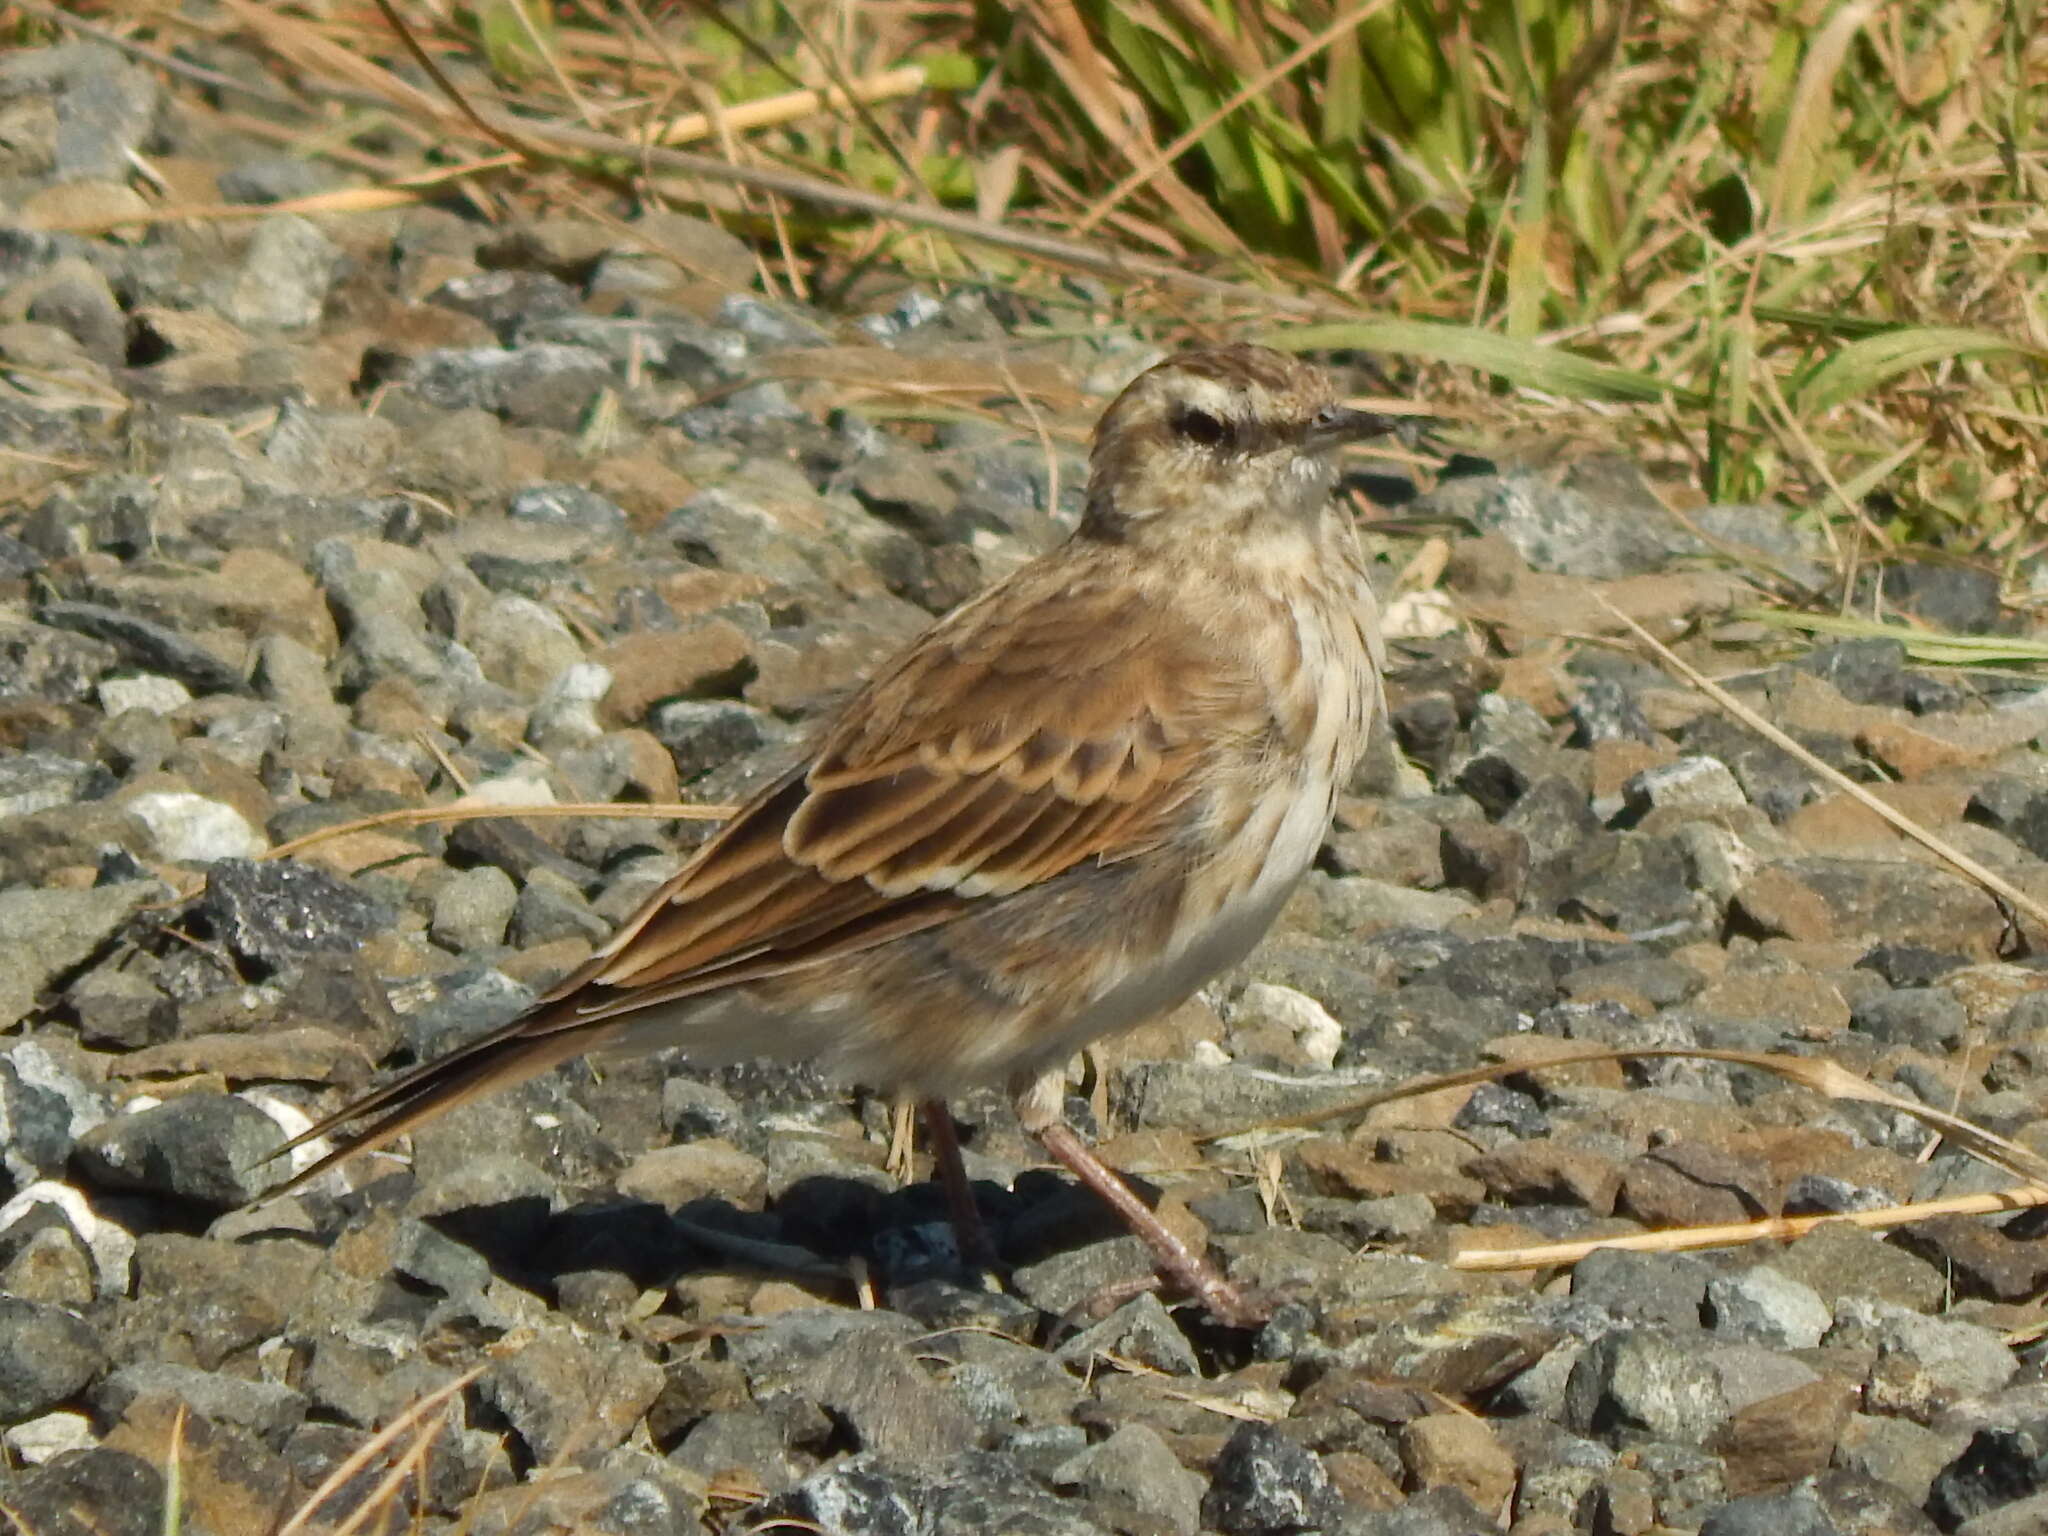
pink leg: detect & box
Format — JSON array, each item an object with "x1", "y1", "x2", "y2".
[
  {"x1": 1013, "y1": 1072, "x2": 1267, "y2": 1328},
  {"x1": 921, "y1": 1098, "x2": 999, "y2": 1272}
]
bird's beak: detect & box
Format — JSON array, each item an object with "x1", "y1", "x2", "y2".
[{"x1": 1308, "y1": 405, "x2": 1398, "y2": 450}]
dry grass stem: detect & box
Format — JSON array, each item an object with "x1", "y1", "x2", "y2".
[
  {"x1": 261, "y1": 799, "x2": 737, "y2": 863},
  {"x1": 1453, "y1": 1185, "x2": 2048, "y2": 1272}
]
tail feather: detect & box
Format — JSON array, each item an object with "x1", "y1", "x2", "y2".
[{"x1": 260, "y1": 1010, "x2": 621, "y2": 1198}]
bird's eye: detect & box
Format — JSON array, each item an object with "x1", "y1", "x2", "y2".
[{"x1": 1170, "y1": 406, "x2": 1231, "y2": 447}]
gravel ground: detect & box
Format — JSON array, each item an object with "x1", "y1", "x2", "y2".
[{"x1": 4, "y1": 35, "x2": 2048, "y2": 1536}]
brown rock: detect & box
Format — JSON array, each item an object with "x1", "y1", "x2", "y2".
[
  {"x1": 1619, "y1": 1139, "x2": 1776, "y2": 1228},
  {"x1": 1714, "y1": 1377, "x2": 1855, "y2": 1495},
  {"x1": 617, "y1": 1140, "x2": 769, "y2": 1210},
  {"x1": 1398, "y1": 1412, "x2": 1517, "y2": 1513},
  {"x1": 1323, "y1": 1451, "x2": 1404, "y2": 1511},
  {"x1": 1854, "y1": 721, "x2": 1985, "y2": 781},
  {"x1": 1589, "y1": 737, "x2": 1676, "y2": 800},
  {"x1": 104, "y1": 1398, "x2": 298, "y2": 1535},
  {"x1": 1485, "y1": 1033, "x2": 1627, "y2": 1091},
  {"x1": 1734, "y1": 858, "x2": 2005, "y2": 957},
  {"x1": 1783, "y1": 784, "x2": 1972, "y2": 850},
  {"x1": 1439, "y1": 821, "x2": 1529, "y2": 902},
  {"x1": 113, "y1": 1027, "x2": 371, "y2": 1086},
  {"x1": 1466, "y1": 1141, "x2": 1623, "y2": 1214},
  {"x1": 1890, "y1": 1215, "x2": 2048, "y2": 1303},
  {"x1": 1692, "y1": 971, "x2": 1851, "y2": 1036},
  {"x1": 1295, "y1": 1139, "x2": 1486, "y2": 1215},
  {"x1": 1731, "y1": 864, "x2": 1839, "y2": 942},
  {"x1": 598, "y1": 619, "x2": 754, "y2": 724}
]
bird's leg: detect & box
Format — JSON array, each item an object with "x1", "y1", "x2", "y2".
[
  {"x1": 921, "y1": 1097, "x2": 1000, "y2": 1274},
  {"x1": 1011, "y1": 1070, "x2": 1267, "y2": 1328}
]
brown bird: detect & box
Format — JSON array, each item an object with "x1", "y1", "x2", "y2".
[{"x1": 273, "y1": 342, "x2": 1392, "y2": 1325}]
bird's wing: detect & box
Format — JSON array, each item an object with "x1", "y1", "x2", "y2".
[{"x1": 264, "y1": 563, "x2": 1253, "y2": 1192}]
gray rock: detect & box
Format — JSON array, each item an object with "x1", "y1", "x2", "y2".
[
  {"x1": 0, "y1": 881, "x2": 152, "y2": 1030},
  {"x1": 1010, "y1": 1236, "x2": 1157, "y2": 1317},
  {"x1": 1850, "y1": 987, "x2": 1969, "y2": 1051},
  {"x1": 509, "y1": 869, "x2": 609, "y2": 949},
  {"x1": 1624, "y1": 756, "x2": 1748, "y2": 816},
  {"x1": 1201, "y1": 1422, "x2": 1346, "y2": 1536},
  {"x1": 7, "y1": 43, "x2": 164, "y2": 180},
  {"x1": 1704, "y1": 1266, "x2": 1832, "y2": 1349},
  {"x1": 482, "y1": 1327, "x2": 665, "y2": 1464},
  {"x1": 1343, "y1": 1488, "x2": 1502, "y2": 1535},
  {"x1": 671, "y1": 1409, "x2": 799, "y2": 1495},
  {"x1": 1930, "y1": 1415, "x2": 2048, "y2": 1531},
  {"x1": 508, "y1": 482, "x2": 629, "y2": 541},
  {"x1": 226, "y1": 215, "x2": 340, "y2": 329},
  {"x1": 1834, "y1": 1300, "x2": 2018, "y2": 1420},
  {"x1": 658, "y1": 1076, "x2": 746, "y2": 1142},
  {"x1": 462, "y1": 592, "x2": 585, "y2": 695},
  {"x1": 91, "y1": 1362, "x2": 308, "y2": 1445},
  {"x1": 1775, "y1": 1221, "x2": 1947, "y2": 1312},
  {"x1": 1957, "y1": 1490, "x2": 2048, "y2": 1536},
  {"x1": 1571, "y1": 1249, "x2": 1709, "y2": 1332},
  {"x1": 1832, "y1": 1412, "x2": 1965, "y2": 1506},
  {"x1": 1055, "y1": 1292, "x2": 1200, "y2": 1376},
  {"x1": 0, "y1": 1048, "x2": 105, "y2": 1182},
  {"x1": 1111, "y1": 1060, "x2": 1372, "y2": 1139},
  {"x1": 765, "y1": 1452, "x2": 1110, "y2": 1536},
  {"x1": 261, "y1": 403, "x2": 399, "y2": 495},
  {"x1": 1563, "y1": 1330, "x2": 1730, "y2": 1444},
  {"x1": 72, "y1": 1092, "x2": 281, "y2": 1207},
  {"x1": 394, "y1": 965, "x2": 535, "y2": 1059},
  {"x1": 409, "y1": 343, "x2": 615, "y2": 430},
  {"x1": 1697, "y1": 1485, "x2": 1845, "y2": 1536},
  {"x1": 0, "y1": 750, "x2": 107, "y2": 817},
  {"x1": 35, "y1": 600, "x2": 245, "y2": 695},
  {"x1": 0, "y1": 1296, "x2": 103, "y2": 1419},
  {"x1": 217, "y1": 155, "x2": 342, "y2": 204},
  {"x1": 429, "y1": 864, "x2": 519, "y2": 953},
  {"x1": 1420, "y1": 462, "x2": 1693, "y2": 579},
  {"x1": 1056, "y1": 1424, "x2": 1202, "y2": 1536},
  {"x1": 650, "y1": 698, "x2": 792, "y2": 783}
]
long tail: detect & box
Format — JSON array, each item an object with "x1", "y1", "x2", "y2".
[{"x1": 257, "y1": 1006, "x2": 623, "y2": 1198}]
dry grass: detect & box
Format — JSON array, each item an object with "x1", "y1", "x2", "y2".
[{"x1": 10, "y1": 0, "x2": 2045, "y2": 581}]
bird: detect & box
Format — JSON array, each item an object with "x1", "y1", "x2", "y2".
[{"x1": 270, "y1": 342, "x2": 1393, "y2": 1326}]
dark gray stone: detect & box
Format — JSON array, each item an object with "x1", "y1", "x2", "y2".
[
  {"x1": 1571, "y1": 1250, "x2": 1710, "y2": 1332},
  {"x1": 36, "y1": 601, "x2": 246, "y2": 695},
  {"x1": 1697, "y1": 1486, "x2": 1845, "y2": 1536},
  {"x1": 72, "y1": 1092, "x2": 281, "y2": 1207},
  {"x1": 1201, "y1": 1422, "x2": 1347, "y2": 1536},
  {"x1": 1929, "y1": 1416, "x2": 2048, "y2": 1531},
  {"x1": 3, "y1": 1447, "x2": 163, "y2": 1536},
  {"x1": 1851, "y1": 987, "x2": 1968, "y2": 1051},
  {"x1": 0, "y1": 1296, "x2": 103, "y2": 1419},
  {"x1": 197, "y1": 858, "x2": 395, "y2": 971}
]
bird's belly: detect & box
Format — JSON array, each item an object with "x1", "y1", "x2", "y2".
[{"x1": 1034, "y1": 872, "x2": 1299, "y2": 1070}]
